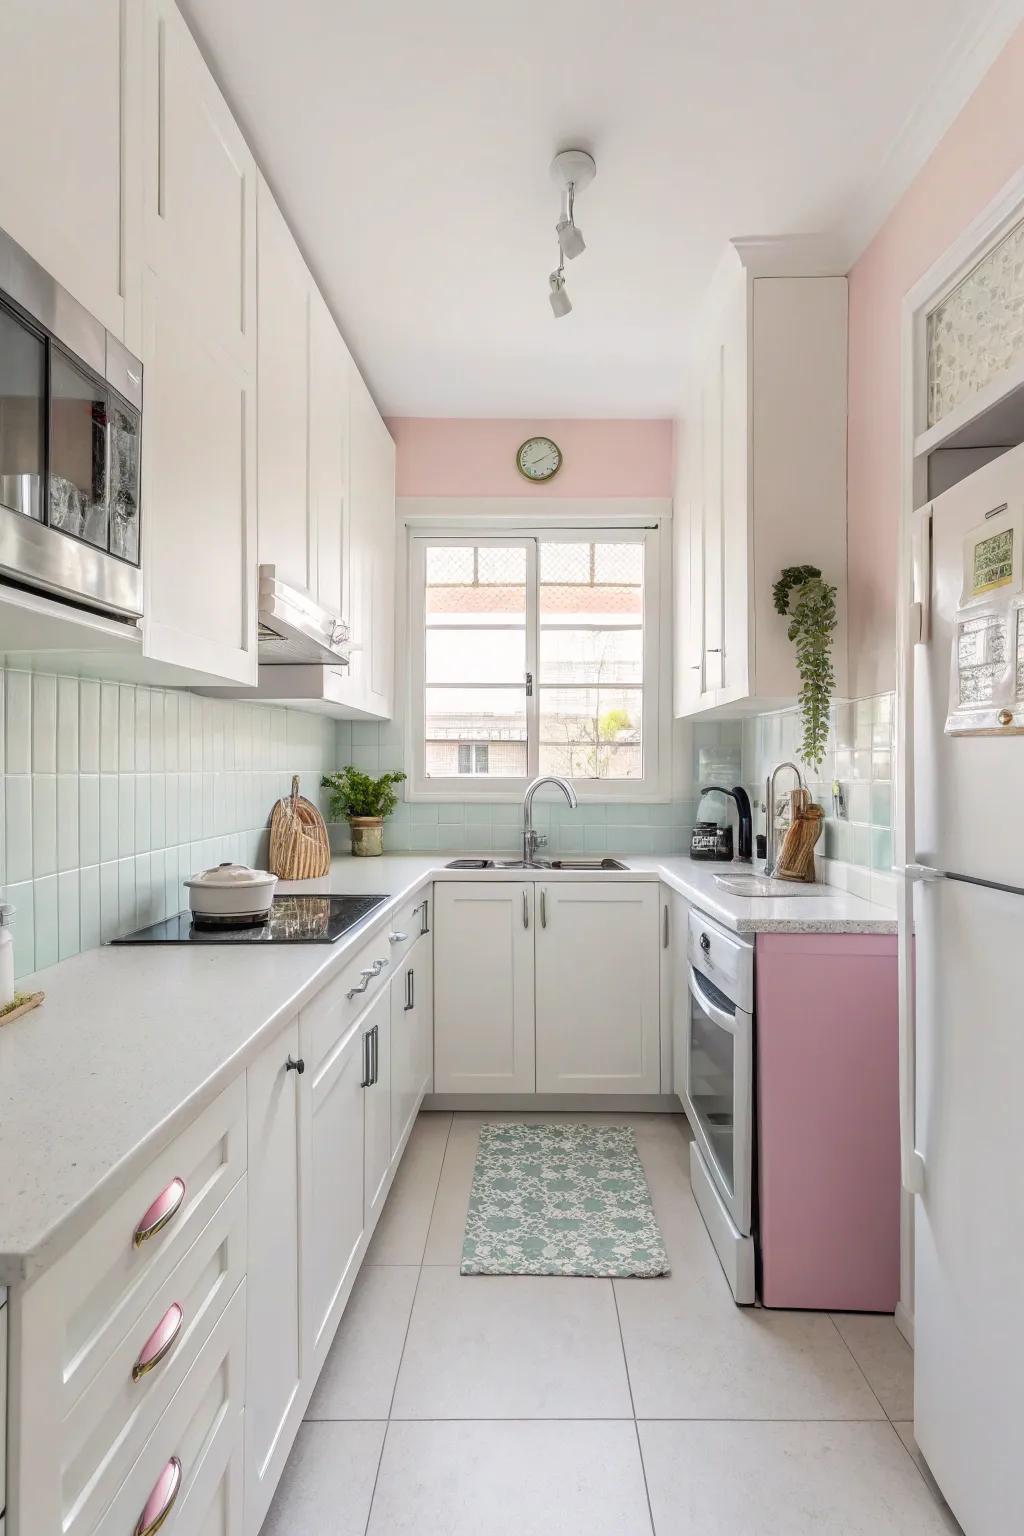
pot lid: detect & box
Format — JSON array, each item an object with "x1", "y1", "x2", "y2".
[{"x1": 185, "y1": 861, "x2": 277, "y2": 889}]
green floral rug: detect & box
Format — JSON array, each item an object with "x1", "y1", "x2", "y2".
[{"x1": 460, "y1": 1122, "x2": 670, "y2": 1278}]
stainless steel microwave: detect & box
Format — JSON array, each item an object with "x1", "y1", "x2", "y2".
[{"x1": 0, "y1": 225, "x2": 143, "y2": 622}]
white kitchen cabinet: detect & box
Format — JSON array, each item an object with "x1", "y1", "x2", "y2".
[
  {"x1": 434, "y1": 883, "x2": 536, "y2": 1094},
  {"x1": 535, "y1": 883, "x2": 661, "y2": 1094},
  {"x1": 257, "y1": 176, "x2": 314, "y2": 594},
  {"x1": 362, "y1": 985, "x2": 393, "y2": 1227},
  {"x1": 670, "y1": 891, "x2": 690, "y2": 1102},
  {"x1": 300, "y1": 1010, "x2": 365, "y2": 1375},
  {"x1": 391, "y1": 937, "x2": 434, "y2": 1159},
  {"x1": 310, "y1": 289, "x2": 352, "y2": 618},
  {"x1": 347, "y1": 370, "x2": 397, "y2": 717},
  {"x1": 140, "y1": 0, "x2": 256, "y2": 373},
  {"x1": 674, "y1": 245, "x2": 848, "y2": 718},
  {"x1": 244, "y1": 1020, "x2": 303, "y2": 1536},
  {"x1": 0, "y1": 1, "x2": 131, "y2": 339}
]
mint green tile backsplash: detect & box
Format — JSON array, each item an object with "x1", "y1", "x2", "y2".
[{"x1": 2, "y1": 669, "x2": 337, "y2": 979}]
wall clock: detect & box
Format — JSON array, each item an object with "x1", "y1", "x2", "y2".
[{"x1": 516, "y1": 436, "x2": 562, "y2": 482}]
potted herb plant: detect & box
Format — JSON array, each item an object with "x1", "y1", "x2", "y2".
[{"x1": 321, "y1": 766, "x2": 407, "y2": 856}]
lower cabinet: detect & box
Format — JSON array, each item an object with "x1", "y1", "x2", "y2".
[
  {"x1": 244, "y1": 1020, "x2": 303, "y2": 1535},
  {"x1": 535, "y1": 882, "x2": 662, "y2": 1093},
  {"x1": 433, "y1": 882, "x2": 536, "y2": 1093},
  {"x1": 361, "y1": 985, "x2": 393, "y2": 1228},
  {"x1": 670, "y1": 891, "x2": 690, "y2": 1102},
  {"x1": 391, "y1": 938, "x2": 433, "y2": 1157}
]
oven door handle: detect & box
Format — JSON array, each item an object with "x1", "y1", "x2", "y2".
[{"x1": 688, "y1": 965, "x2": 739, "y2": 1035}]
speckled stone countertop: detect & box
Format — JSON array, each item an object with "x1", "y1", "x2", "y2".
[{"x1": 0, "y1": 853, "x2": 894, "y2": 1285}]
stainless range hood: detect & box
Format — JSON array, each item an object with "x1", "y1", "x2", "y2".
[{"x1": 257, "y1": 564, "x2": 351, "y2": 666}]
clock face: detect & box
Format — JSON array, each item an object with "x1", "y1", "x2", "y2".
[{"x1": 516, "y1": 436, "x2": 562, "y2": 482}]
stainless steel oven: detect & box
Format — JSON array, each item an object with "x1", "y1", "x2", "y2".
[
  {"x1": 0, "y1": 225, "x2": 143, "y2": 621},
  {"x1": 683, "y1": 906, "x2": 755, "y2": 1302}
]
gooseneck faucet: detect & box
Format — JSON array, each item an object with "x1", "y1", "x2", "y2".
[
  {"x1": 764, "y1": 761, "x2": 805, "y2": 877},
  {"x1": 522, "y1": 775, "x2": 578, "y2": 865}
]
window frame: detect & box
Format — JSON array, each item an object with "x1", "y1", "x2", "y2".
[{"x1": 406, "y1": 520, "x2": 668, "y2": 802}]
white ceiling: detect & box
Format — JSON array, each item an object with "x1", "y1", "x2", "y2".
[{"x1": 180, "y1": 0, "x2": 1015, "y2": 418}]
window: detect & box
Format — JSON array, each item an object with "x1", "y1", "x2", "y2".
[{"x1": 408, "y1": 527, "x2": 663, "y2": 798}]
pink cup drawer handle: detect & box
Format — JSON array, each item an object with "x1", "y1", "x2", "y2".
[
  {"x1": 133, "y1": 1178, "x2": 186, "y2": 1248},
  {"x1": 132, "y1": 1302, "x2": 184, "y2": 1382},
  {"x1": 134, "y1": 1456, "x2": 181, "y2": 1536}
]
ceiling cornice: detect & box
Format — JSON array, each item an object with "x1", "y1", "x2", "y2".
[{"x1": 836, "y1": 0, "x2": 1024, "y2": 269}]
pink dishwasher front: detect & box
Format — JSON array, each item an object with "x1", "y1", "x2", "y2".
[{"x1": 756, "y1": 932, "x2": 899, "y2": 1312}]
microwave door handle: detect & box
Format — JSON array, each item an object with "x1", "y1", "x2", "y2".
[{"x1": 687, "y1": 965, "x2": 739, "y2": 1035}]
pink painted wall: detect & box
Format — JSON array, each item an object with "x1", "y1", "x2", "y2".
[
  {"x1": 386, "y1": 418, "x2": 674, "y2": 498},
  {"x1": 848, "y1": 22, "x2": 1024, "y2": 697}
]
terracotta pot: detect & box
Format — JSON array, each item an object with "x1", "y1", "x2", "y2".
[{"x1": 349, "y1": 816, "x2": 384, "y2": 856}]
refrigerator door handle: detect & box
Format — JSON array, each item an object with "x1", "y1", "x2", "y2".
[{"x1": 899, "y1": 864, "x2": 942, "y2": 1195}]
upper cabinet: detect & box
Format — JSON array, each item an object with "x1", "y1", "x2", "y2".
[
  {"x1": 0, "y1": 1, "x2": 129, "y2": 339},
  {"x1": 347, "y1": 371, "x2": 396, "y2": 718},
  {"x1": 674, "y1": 245, "x2": 849, "y2": 718}
]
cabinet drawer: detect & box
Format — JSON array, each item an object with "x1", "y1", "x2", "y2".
[
  {"x1": 383, "y1": 888, "x2": 431, "y2": 972},
  {"x1": 303, "y1": 927, "x2": 397, "y2": 1075},
  {"x1": 61, "y1": 1177, "x2": 245, "y2": 1536},
  {"x1": 687, "y1": 907, "x2": 753, "y2": 1012},
  {"x1": 93, "y1": 1279, "x2": 245, "y2": 1536}
]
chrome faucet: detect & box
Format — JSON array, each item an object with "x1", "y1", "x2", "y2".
[
  {"x1": 763, "y1": 761, "x2": 805, "y2": 877},
  {"x1": 522, "y1": 775, "x2": 577, "y2": 865}
]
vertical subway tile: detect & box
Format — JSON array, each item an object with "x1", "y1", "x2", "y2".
[
  {"x1": 150, "y1": 773, "x2": 166, "y2": 850},
  {"x1": 100, "y1": 682, "x2": 119, "y2": 772},
  {"x1": 135, "y1": 853, "x2": 154, "y2": 927},
  {"x1": 149, "y1": 848, "x2": 167, "y2": 921},
  {"x1": 79, "y1": 775, "x2": 100, "y2": 867},
  {"x1": 190, "y1": 694, "x2": 203, "y2": 771},
  {"x1": 32, "y1": 674, "x2": 57, "y2": 772},
  {"x1": 118, "y1": 774, "x2": 136, "y2": 857},
  {"x1": 34, "y1": 873, "x2": 58, "y2": 970},
  {"x1": 99, "y1": 774, "x2": 118, "y2": 863},
  {"x1": 150, "y1": 692, "x2": 165, "y2": 771},
  {"x1": 135, "y1": 688, "x2": 151, "y2": 771},
  {"x1": 5, "y1": 776, "x2": 32, "y2": 884},
  {"x1": 164, "y1": 692, "x2": 178, "y2": 771},
  {"x1": 99, "y1": 860, "x2": 119, "y2": 942},
  {"x1": 32, "y1": 774, "x2": 57, "y2": 876},
  {"x1": 57, "y1": 775, "x2": 79, "y2": 872},
  {"x1": 58, "y1": 869, "x2": 80, "y2": 960},
  {"x1": 176, "y1": 691, "x2": 189, "y2": 768},
  {"x1": 117, "y1": 857, "x2": 136, "y2": 935},
  {"x1": 135, "y1": 774, "x2": 151, "y2": 854},
  {"x1": 8, "y1": 881, "x2": 34, "y2": 978},
  {"x1": 57, "y1": 676, "x2": 79, "y2": 772},
  {"x1": 118, "y1": 685, "x2": 135, "y2": 771},
  {"x1": 79, "y1": 679, "x2": 100, "y2": 772},
  {"x1": 80, "y1": 863, "x2": 100, "y2": 952},
  {"x1": 6, "y1": 671, "x2": 32, "y2": 774}
]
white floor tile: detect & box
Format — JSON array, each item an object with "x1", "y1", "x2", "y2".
[
  {"x1": 894, "y1": 1423, "x2": 963, "y2": 1526},
  {"x1": 260, "y1": 1421, "x2": 385, "y2": 1536},
  {"x1": 365, "y1": 1112, "x2": 451, "y2": 1265},
  {"x1": 306, "y1": 1265, "x2": 420, "y2": 1420},
  {"x1": 422, "y1": 1115, "x2": 482, "y2": 1265},
  {"x1": 831, "y1": 1311, "x2": 914, "y2": 1420},
  {"x1": 639, "y1": 1420, "x2": 958, "y2": 1534},
  {"x1": 392, "y1": 1266, "x2": 633, "y2": 1418},
  {"x1": 616, "y1": 1270, "x2": 884, "y2": 1419},
  {"x1": 367, "y1": 1420, "x2": 653, "y2": 1535}
]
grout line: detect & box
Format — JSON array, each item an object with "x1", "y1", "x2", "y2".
[
  {"x1": 825, "y1": 1314, "x2": 891, "y2": 1422},
  {"x1": 361, "y1": 1110, "x2": 455, "y2": 1536},
  {"x1": 612, "y1": 1140, "x2": 659, "y2": 1536}
]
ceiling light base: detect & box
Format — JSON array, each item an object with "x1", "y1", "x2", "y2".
[{"x1": 550, "y1": 149, "x2": 596, "y2": 192}]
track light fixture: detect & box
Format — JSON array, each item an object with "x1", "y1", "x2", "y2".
[{"x1": 546, "y1": 149, "x2": 596, "y2": 318}]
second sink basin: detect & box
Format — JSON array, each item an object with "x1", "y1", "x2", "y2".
[{"x1": 547, "y1": 857, "x2": 628, "y2": 871}]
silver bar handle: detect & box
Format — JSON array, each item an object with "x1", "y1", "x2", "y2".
[
  {"x1": 540, "y1": 889, "x2": 547, "y2": 929},
  {"x1": 360, "y1": 1029, "x2": 372, "y2": 1087},
  {"x1": 662, "y1": 903, "x2": 669, "y2": 948},
  {"x1": 404, "y1": 967, "x2": 414, "y2": 1011},
  {"x1": 417, "y1": 899, "x2": 430, "y2": 935},
  {"x1": 522, "y1": 890, "x2": 529, "y2": 929},
  {"x1": 371, "y1": 1023, "x2": 379, "y2": 1085}
]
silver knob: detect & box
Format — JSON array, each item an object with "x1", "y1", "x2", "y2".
[{"x1": 389, "y1": 931, "x2": 408, "y2": 943}]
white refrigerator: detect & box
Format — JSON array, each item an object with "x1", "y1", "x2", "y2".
[{"x1": 904, "y1": 442, "x2": 1024, "y2": 1535}]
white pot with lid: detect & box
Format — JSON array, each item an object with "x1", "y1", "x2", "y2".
[{"x1": 184, "y1": 862, "x2": 278, "y2": 919}]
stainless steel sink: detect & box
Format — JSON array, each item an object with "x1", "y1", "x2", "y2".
[
  {"x1": 444, "y1": 857, "x2": 629, "y2": 872},
  {"x1": 547, "y1": 858, "x2": 628, "y2": 871}
]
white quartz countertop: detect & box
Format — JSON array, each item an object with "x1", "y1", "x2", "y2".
[{"x1": 0, "y1": 852, "x2": 894, "y2": 1285}]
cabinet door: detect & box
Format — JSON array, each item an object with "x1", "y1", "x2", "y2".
[
  {"x1": 390, "y1": 937, "x2": 433, "y2": 1160},
  {"x1": 434, "y1": 883, "x2": 535, "y2": 1094},
  {"x1": 142, "y1": 0, "x2": 256, "y2": 372},
  {"x1": 301, "y1": 1014, "x2": 364, "y2": 1374},
  {"x1": 140, "y1": 271, "x2": 258, "y2": 685},
  {"x1": 670, "y1": 892, "x2": 690, "y2": 1103},
  {"x1": 535, "y1": 883, "x2": 661, "y2": 1094},
  {"x1": 348, "y1": 373, "x2": 396, "y2": 717},
  {"x1": 699, "y1": 350, "x2": 725, "y2": 695},
  {"x1": 310, "y1": 291, "x2": 351, "y2": 617},
  {"x1": 257, "y1": 177, "x2": 312, "y2": 592},
  {"x1": 362, "y1": 986, "x2": 393, "y2": 1227},
  {"x1": 245, "y1": 1021, "x2": 303, "y2": 1535},
  {"x1": 0, "y1": 0, "x2": 127, "y2": 337}
]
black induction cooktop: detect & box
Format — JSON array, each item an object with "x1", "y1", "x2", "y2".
[{"x1": 111, "y1": 893, "x2": 389, "y2": 945}]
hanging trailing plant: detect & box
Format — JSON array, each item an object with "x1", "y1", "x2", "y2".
[{"x1": 772, "y1": 564, "x2": 837, "y2": 772}]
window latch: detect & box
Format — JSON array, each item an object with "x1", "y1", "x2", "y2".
[{"x1": 525, "y1": 671, "x2": 534, "y2": 697}]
